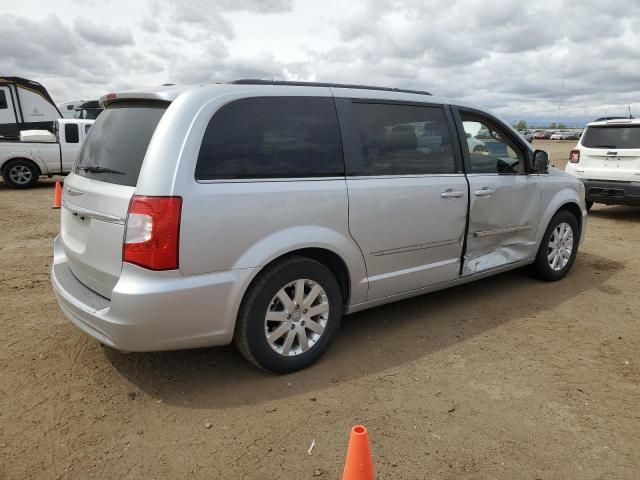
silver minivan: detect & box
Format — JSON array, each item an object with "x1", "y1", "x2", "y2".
[{"x1": 51, "y1": 80, "x2": 587, "y2": 373}]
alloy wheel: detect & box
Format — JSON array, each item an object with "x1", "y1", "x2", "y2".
[
  {"x1": 547, "y1": 222, "x2": 574, "y2": 271},
  {"x1": 9, "y1": 165, "x2": 33, "y2": 185},
  {"x1": 264, "y1": 279, "x2": 329, "y2": 357}
]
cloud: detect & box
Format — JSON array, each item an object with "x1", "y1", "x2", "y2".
[
  {"x1": 143, "y1": 0, "x2": 294, "y2": 41},
  {"x1": 73, "y1": 17, "x2": 134, "y2": 46},
  {"x1": 157, "y1": 0, "x2": 293, "y2": 14},
  {"x1": 1, "y1": 0, "x2": 639, "y2": 124},
  {"x1": 301, "y1": 0, "x2": 640, "y2": 122}
]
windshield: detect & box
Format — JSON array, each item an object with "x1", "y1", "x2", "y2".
[
  {"x1": 75, "y1": 102, "x2": 168, "y2": 186},
  {"x1": 582, "y1": 125, "x2": 640, "y2": 149}
]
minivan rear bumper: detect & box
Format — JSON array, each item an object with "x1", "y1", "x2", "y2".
[
  {"x1": 583, "y1": 179, "x2": 640, "y2": 206},
  {"x1": 51, "y1": 235, "x2": 255, "y2": 352}
]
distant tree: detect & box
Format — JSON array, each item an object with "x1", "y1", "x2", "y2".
[
  {"x1": 549, "y1": 122, "x2": 557, "y2": 129},
  {"x1": 558, "y1": 123, "x2": 567, "y2": 129},
  {"x1": 513, "y1": 120, "x2": 527, "y2": 131}
]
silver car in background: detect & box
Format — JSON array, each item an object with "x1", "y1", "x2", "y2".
[{"x1": 51, "y1": 80, "x2": 587, "y2": 373}]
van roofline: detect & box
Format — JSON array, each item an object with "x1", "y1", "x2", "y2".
[
  {"x1": 586, "y1": 118, "x2": 640, "y2": 127},
  {"x1": 100, "y1": 81, "x2": 437, "y2": 107},
  {"x1": 229, "y1": 79, "x2": 432, "y2": 96}
]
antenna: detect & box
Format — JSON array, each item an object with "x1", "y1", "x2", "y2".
[{"x1": 557, "y1": 77, "x2": 565, "y2": 127}]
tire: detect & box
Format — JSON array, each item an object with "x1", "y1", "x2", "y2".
[
  {"x1": 234, "y1": 256, "x2": 342, "y2": 373},
  {"x1": 531, "y1": 210, "x2": 580, "y2": 281},
  {"x1": 586, "y1": 201, "x2": 594, "y2": 212},
  {"x1": 1, "y1": 159, "x2": 40, "y2": 189}
]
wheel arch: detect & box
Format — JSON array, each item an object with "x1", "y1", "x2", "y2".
[
  {"x1": 536, "y1": 186, "x2": 586, "y2": 248},
  {"x1": 228, "y1": 225, "x2": 368, "y2": 307},
  {"x1": 241, "y1": 247, "x2": 354, "y2": 308},
  {"x1": 556, "y1": 201, "x2": 583, "y2": 235},
  {"x1": 1, "y1": 157, "x2": 43, "y2": 176}
]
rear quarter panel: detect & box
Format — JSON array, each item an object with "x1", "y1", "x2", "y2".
[{"x1": 178, "y1": 179, "x2": 368, "y2": 304}]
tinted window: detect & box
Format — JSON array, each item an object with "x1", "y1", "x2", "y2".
[
  {"x1": 350, "y1": 103, "x2": 455, "y2": 175},
  {"x1": 0, "y1": 90, "x2": 7, "y2": 109},
  {"x1": 75, "y1": 102, "x2": 167, "y2": 187},
  {"x1": 64, "y1": 123, "x2": 79, "y2": 143},
  {"x1": 582, "y1": 125, "x2": 640, "y2": 149},
  {"x1": 66, "y1": 105, "x2": 74, "y2": 110},
  {"x1": 196, "y1": 97, "x2": 343, "y2": 180},
  {"x1": 461, "y1": 114, "x2": 525, "y2": 174}
]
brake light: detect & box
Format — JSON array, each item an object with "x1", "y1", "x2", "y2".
[
  {"x1": 569, "y1": 149, "x2": 580, "y2": 163},
  {"x1": 123, "y1": 196, "x2": 182, "y2": 270}
]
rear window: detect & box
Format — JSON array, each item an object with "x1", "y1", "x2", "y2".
[
  {"x1": 195, "y1": 97, "x2": 344, "y2": 180},
  {"x1": 582, "y1": 125, "x2": 640, "y2": 149},
  {"x1": 64, "y1": 123, "x2": 79, "y2": 144},
  {"x1": 75, "y1": 102, "x2": 167, "y2": 186}
]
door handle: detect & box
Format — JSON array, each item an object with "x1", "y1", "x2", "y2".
[
  {"x1": 440, "y1": 189, "x2": 465, "y2": 198},
  {"x1": 474, "y1": 188, "x2": 496, "y2": 197}
]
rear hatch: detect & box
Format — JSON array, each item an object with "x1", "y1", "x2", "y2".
[
  {"x1": 60, "y1": 102, "x2": 168, "y2": 298},
  {"x1": 577, "y1": 124, "x2": 640, "y2": 181}
]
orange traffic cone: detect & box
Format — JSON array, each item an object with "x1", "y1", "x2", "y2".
[
  {"x1": 52, "y1": 181, "x2": 62, "y2": 209},
  {"x1": 342, "y1": 425, "x2": 375, "y2": 480}
]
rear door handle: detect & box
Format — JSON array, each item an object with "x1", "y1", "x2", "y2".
[
  {"x1": 440, "y1": 189, "x2": 465, "y2": 198},
  {"x1": 474, "y1": 188, "x2": 496, "y2": 197}
]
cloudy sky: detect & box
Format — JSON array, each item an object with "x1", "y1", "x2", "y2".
[{"x1": 2, "y1": 0, "x2": 639, "y2": 125}]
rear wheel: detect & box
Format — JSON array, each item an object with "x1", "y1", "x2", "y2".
[
  {"x1": 532, "y1": 210, "x2": 579, "y2": 281},
  {"x1": 234, "y1": 256, "x2": 342, "y2": 373},
  {"x1": 2, "y1": 159, "x2": 40, "y2": 189}
]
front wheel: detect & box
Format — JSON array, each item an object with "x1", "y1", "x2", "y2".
[
  {"x1": 586, "y1": 201, "x2": 594, "y2": 212},
  {"x1": 531, "y1": 210, "x2": 580, "y2": 281},
  {"x1": 234, "y1": 256, "x2": 342, "y2": 373}
]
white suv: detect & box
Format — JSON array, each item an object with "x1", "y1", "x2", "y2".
[{"x1": 565, "y1": 118, "x2": 640, "y2": 210}]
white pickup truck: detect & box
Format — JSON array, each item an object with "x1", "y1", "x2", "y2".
[{"x1": 0, "y1": 119, "x2": 93, "y2": 188}]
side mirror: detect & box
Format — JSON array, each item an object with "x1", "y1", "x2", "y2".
[{"x1": 532, "y1": 150, "x2": 550, "y2": 173}]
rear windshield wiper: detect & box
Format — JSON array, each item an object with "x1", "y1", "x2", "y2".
[
  {"x1": 592, "y1": 144, "x2": 617, "y2": 148},
  {"x1": 78, "y1": 165, "x2": 125, "y2": 175}
]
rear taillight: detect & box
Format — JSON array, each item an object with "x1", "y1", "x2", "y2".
[
  {"x1": 569, "y1": 149, "x2": 580, "y2": 163},
  {"x1": 123, "y1": 196, "x2": 182, "y2": 270}
]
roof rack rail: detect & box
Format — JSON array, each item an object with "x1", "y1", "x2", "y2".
[
  {"x1": 594, "y1": 116, "x2": 634, "y2": 122},
  {"x1": 228, "y1": 79, "x2": 432, "y2": 96}
]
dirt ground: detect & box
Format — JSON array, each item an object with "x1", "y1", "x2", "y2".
[{"x1": 1, "y1": 140, "x2": 639, "y2": 479}]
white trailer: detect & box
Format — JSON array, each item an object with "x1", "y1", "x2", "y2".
[
  {"x1": 0, "y1": 77, "x2": 62, "y2": 138},
  {"x1": 57, "y1": 99, "x2": 86, "y2": 119},
  {"x1": 0, "y1": 119, "x2": 93, "y2": 188}
]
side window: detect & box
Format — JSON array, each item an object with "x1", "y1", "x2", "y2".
[
  {"x1": 350, "y1": 102, "x2": 456, "y2": 175},
  {"x1": 195, "y1": 97, "x2": 344, "y2": 180},
  {"x1": 461, "y1": 114, "x2": 524, "y2": 174},
  {"x1": 0, "y1": 90, "x2": 7, "y2": 109},
  {"x1": 85, "y1": 124, "x2": 92, "y2": 135},
  {"x1": 64, "y1": 123, "x2": 79, "y2": 144},
  {"x1": 67, "y1": 105, "x2": 75, "y2": 111}
]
